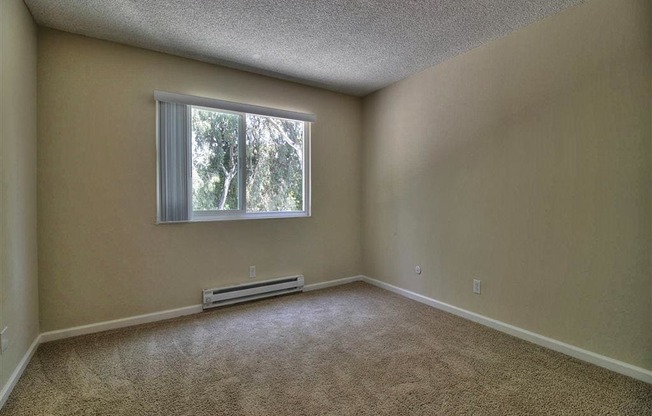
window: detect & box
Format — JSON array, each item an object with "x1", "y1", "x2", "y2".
[{"x1": 156, "y1": 91, "x2": 313, "y2": 222}]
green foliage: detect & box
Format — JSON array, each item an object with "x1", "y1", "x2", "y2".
[
  {"x1": 246, "y1": 115, "x2": 303, "y2": 212},
  {"x1": 191, "y1": 109, "x2": 240, "y2": 211},
  {"x1": 191, "y1": 108, "x2": 304, "y2": 213}
]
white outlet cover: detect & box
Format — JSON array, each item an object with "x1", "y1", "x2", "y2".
[{"x1": 473, "y1": 279, "x2": 481, "y2": 294}]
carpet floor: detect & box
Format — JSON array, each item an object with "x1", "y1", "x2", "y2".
[{"x1": 1, "y1": 282, "x2": 650, "y2": 415}]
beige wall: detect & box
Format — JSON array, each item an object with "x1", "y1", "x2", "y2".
[
  {"x1": 362, "y1": 0, "x2": 651, "y2": 369},
  {"x1": 0, "y1": 0, "x2": 39, "y2": 390},
  {"x1": 35, "y1": 0, "x2": 651, "y2": 372},
  {"x1": 37, "y1": 29, "x2": 362, "y2": 332}
]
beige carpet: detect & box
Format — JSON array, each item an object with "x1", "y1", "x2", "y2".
[{"x1": 2, "y1": 282, "x2": 650, "y2": 415}]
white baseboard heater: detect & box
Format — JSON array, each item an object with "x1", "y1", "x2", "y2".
[{"x1": 202, "y1": 275, "x2": 304, "y2": 310}]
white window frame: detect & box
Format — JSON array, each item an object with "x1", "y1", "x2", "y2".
[{"x1": 156, "y1": 91, "x2": 312, "y2": 223}]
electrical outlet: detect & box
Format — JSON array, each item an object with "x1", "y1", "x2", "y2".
[
  {"x1": 0, "y1": 327, "x2": 8, "y2": 354},
  {"x1": 473, "y1": 279, "x2": 481, "y2": 294},
  {"x1": 249, "y1": 266, "x2": 256, "y2": 278}
]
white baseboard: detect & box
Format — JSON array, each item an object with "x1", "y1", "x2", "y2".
[
  {"x1": 40, "y1": 304, "x2": 203, "y2": 343},
  {"x1": 39, "y1": 275, "x2": 363, "y2": 343},
  {"x1": 304, "y1": 275, "x2": 363, "y2": 291},
  {"x1": 2, "y1": 275, "x2": 360, "y2": 409},
  {"x1": 4, "y1": 273, "x2": 647, "y2": 412},
  {"x1": 0, "y1": 334, "x2": 41, "y2": 409},
  {"x1": 361, "y1": 275, "x2": 652, "y2": 384}
]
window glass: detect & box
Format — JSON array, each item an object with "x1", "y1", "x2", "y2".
[
  {"x1": 246, "y1": 114, "x2": 304, "y2": 213},
  {"x1": 191, "y1": 107, "x2": 241, "y2": 211},
  {"x1": 156, "y1": 91, "x2": 312, "y2": 223}
]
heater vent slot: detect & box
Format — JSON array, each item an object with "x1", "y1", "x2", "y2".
[{"x1": 202, "y1": 275, "x2": 304, "y2": 309}]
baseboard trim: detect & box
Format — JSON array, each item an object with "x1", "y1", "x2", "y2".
[
  {"x1": 39, "y1": 275, "x2": 363, "y2": 343},
  {"x1": 1, "y1": 275, "x2": 362, "y2": 410},
  {"x1": 303, "y1": 275, "x2": 363, "y2": 291},
  {"x1": 361, "y1": 275, "x2": 652, "y2": 384},
  {"x1": 0, "y1": 334, "x2": 41, "y2": 410},
  {"x1": 40, "y1": 304, "x2": 203, "y2": 343},
  {"x1": 8, "y1": 273, "x2": 646, "y2": 412}
]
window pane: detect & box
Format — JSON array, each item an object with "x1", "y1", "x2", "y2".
[
  {"x1": 191, "y1": 107, "x2": 241, "y2": 211},
  {"x1": 246, "y1": 115, "x2": 304, "y2": 212}
]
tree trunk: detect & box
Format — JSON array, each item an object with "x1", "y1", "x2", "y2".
[
  {"x1": 218, "y1": 144, "x2": 238, "y2": 210},
  {"x1": 218, "y1": 170, "x2": 235, "y2": 210}
]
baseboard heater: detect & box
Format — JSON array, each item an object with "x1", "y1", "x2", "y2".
[{"x1": 202, "y1": 275, "x2": 304, "y2": 310}]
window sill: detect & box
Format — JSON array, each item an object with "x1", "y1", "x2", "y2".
[{"x1": 156, "y1": 212, "x2": 310, "y2": 224}]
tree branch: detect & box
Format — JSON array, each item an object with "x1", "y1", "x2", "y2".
[{"x1": 267, "y1": 118, "x2": 303, "y2": 164}]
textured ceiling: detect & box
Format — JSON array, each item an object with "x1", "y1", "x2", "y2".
[{"x1": 24, "y1": 0, "x2": 583, "y2": 96}]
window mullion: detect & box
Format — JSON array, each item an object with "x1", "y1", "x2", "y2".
[{"x1": 238, "y1": 113, "x2": 247, "y2": 212}]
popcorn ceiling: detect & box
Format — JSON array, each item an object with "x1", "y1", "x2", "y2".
[{"x1": 25, "y1": 0, "x2": 583, "y2": 96}]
